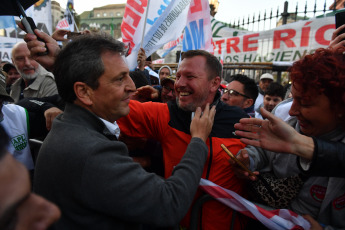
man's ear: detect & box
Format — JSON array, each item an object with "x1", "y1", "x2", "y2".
[
  {"x1": 243, "y1": 98, "x2": 254, "y2": 109},
  {"x1": 210, "y1": 76, "x2": 221, "y2": 92},
  {"x1": 74, "y1": 82, "x2": 93, "y2": 106}
]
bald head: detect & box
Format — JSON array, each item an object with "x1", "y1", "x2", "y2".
[{"x1": 11, "y1": 42, "x2": 40, "y2": 81}]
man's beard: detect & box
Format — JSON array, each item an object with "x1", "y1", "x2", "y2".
[{"x1": 20, "y1": 65, "x2": 41, "y2": 80}]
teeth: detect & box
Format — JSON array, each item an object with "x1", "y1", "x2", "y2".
[{"x1": 180, "y1": 92, "x2": 190, "y2": 96}]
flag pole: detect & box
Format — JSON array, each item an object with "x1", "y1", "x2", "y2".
[
  {"x1": 139, "y1": 0, "x2": 150, "y2": 49},
  {"x1": 68, "y1": 8, "x2": 79, "y2": 32}
]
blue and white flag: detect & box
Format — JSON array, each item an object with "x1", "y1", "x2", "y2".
[
  {"x1": 0, "y1": 16, "x2": 16, "y2": 29},
  {"x1": 182, "y1": 0, "x2": 213, "y2": 52},
  {"x1": 122, "y1": 0, "x2": 193, "y2": 70}
]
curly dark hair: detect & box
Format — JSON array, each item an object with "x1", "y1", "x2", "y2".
[{"x1": 289, "y1": 47, "x2": 345, "y2": 126}]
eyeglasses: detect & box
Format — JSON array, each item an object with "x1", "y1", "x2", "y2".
[
  {"x1": 162, "y1": 86, "x2": 175, "y2": 94},
  {"x1": 222, "y1": 89, "x2": 249, "y2": 98}
]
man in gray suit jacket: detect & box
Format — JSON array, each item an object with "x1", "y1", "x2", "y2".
[{"x1": 31, "y1": 33, "x2": 216, "y2": 230}]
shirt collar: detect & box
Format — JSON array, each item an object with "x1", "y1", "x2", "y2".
[{"x1": 98, "y1": 118, "x2": 120, "y2": 139}]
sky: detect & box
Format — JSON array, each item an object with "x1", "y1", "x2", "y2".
[{"x1": 56, "y1": 0, "x2": 336, "y2": 25}]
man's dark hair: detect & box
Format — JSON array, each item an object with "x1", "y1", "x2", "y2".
[
  {"x1": 229, "y1": 74, "x2": 258, "y2": 102},
  {"x1": 0, "y1": 125, "x2": 9, "y2": 160},
  {"x1": 264, "y1": 82, "x2": 285, "y2": 100},
  {"x1": 53, "y1": 33, "x2": 125, "y2": 103},
  {"x1": 182, "y1": 50, "x2": 222, "y2": 80},
  {"x1": 129, "y1": 71, "x2": 149, "y2": 89}
]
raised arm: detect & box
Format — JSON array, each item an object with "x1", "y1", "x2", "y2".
[{"x1": 234, "y1": 107, "x2": 314, "y2": 160}]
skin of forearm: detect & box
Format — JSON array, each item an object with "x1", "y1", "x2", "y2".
[{"x1": 292, "y1": 133, "x2": 314, "y2": 160}]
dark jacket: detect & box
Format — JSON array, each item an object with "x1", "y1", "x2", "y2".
[
  {"x1": 34, "y1": 103, "x2": 208, "y2": 230},
  {"x1": 298, "y1": 137, "x2": 345, "y2": 177}
]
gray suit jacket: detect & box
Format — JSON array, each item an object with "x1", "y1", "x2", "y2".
[{"x1": 34, "y1": 103, "x2": 208, "y2": 230}]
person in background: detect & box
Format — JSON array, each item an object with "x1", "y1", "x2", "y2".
[
  {"x1": 255, "y1": 82, "x2": 285, "y2": 119},
  {"x1": 160, "y1": 75, "x2": 176, "y2": 103},
  {"x1": 254, "y1": 73, "x2": 274, "y2": 111},
  {"x1": 0, "y1": 72, "x2": 61, "y2": 172},
  {"x1": 10, "y1": 42, "x2": 58, "y2": 103},
  {"x1": 2, "y1": 62, "x2": 21, "y2": 93},
  {"x1": 129, "y1": 71, "x2": 149, "y2": 89},
  {"x1": 221, "y1": 74, "x2": 258, "y2": 117},
  {"x1": 0, "y1": 125, "x2": 61, "y2": 230},
  {"x1": 158, "y1": 65, "x2": 172, "y2": 82}
]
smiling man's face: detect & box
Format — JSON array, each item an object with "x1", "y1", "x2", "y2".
[{"x1": 175, "y1": 56, "x2": 219, "y2": 111}]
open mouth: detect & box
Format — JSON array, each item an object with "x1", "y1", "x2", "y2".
[{"x1": 179, "y1": 92, "x2": 191, "y2": 97}]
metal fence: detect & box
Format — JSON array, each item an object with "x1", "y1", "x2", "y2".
[{"x1": 222, "y1": 0, "x2": 338, "y2": 32}]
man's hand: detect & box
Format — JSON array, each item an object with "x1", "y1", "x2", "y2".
[
  {"x1": 329, "y1": 24, "x2": 345, "y2": 50},
  {"x1": 190, "y1": 104, "x2": 216, "y2": 142},
  {"x1": 19, "y1": 22, "x2": 60, "y2": 71},
  {"x1": 131, "y1": 85, "x2": 159, "y2": 102},
  {"x1": 52, "y1": 29, "x2": 70, "y2": 42},
  {"x1": 228, "y1": 149, "x2": 259, "y2": 181},
  {"x1": 234, "y1": 107, "x2": 314, "y2": 159},
  {"x1": 137, "y1": 48, "x2": 147, "y2": 71},
  {"x1": 44, "y1": 107, "x2": 63, "y2": 130}
]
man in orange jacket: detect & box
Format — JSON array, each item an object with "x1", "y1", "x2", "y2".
[{"x1": 118, "y1": 50, "x2": 249, "y2": 230}]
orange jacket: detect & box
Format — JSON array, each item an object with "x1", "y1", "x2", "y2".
[{"x1": 118, "y1": 98, "x2": 248, "y2": 230}]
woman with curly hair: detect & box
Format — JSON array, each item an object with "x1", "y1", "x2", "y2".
[{"x1": 232, "y1": 47, "x2": 345, "y2": 229}]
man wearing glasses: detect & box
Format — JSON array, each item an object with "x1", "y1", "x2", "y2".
[
  {"x1": 221, "y1": 74, "x2": 258, "y2": 117},
  {"x1": 160, "y1": 75, "x2": 176, "y2": 103}
]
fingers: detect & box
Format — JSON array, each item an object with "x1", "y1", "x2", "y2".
[
  {"x1": 194, "y1": 106, "x2": 202, "y2": 118},
  {"x1": 44, "y1": 112, "x2": 53, "y2": 131},
  {"x1": 332, "y1": 24, "x2": 345, "y2": 40},
  {"x1": 260, "y1": 107, "x2": 275, "y2": 121},
  {"x1": 35, "y1": 29, "x2": 57, "y2": 44}
]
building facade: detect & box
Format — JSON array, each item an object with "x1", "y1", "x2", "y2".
[
  {"x1": 51, "y1": 0, "x2": 64, "y2": 32},
  {"x1": 79, "y1": 4, "x2": 126, "y2": 38}
]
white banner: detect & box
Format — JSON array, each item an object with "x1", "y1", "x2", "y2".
[
  {"x1": 122, "y1": 0, "x2": 193, "y2": 70},
  {"x1": 0, "y1": 37, "x2": 22, "y2": 62},
  {"x1": 213, "y1": 16, "x2": 335, "y2": 63}
]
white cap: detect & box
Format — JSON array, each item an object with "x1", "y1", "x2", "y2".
[{"x1": 260, "y1": 73, "x2": 274, "y2": 81}]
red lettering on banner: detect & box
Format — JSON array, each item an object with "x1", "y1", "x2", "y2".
[
  {"x1": 315, "y1": 24, "x2": 335, "y2": 46},
  {"x1": 190, "y1": 0, "x2": 202, "y2": 13},
  {"x1": 273, "y1": 29, "x2": 297, "y2": 49},
  {"x1": 226, "y1": 37, "x2": 240, "y2": 53},
  {"x1": 243, "y1": 33, "x2": 259, "y2": 52},
  {"x1": 123, "y1": 7, "x2": 142, "y2": 28},
  {"x1": 127, "y1": 0, "x2": 147, "y2": 14},
  {"x1": 300, "y1": 21, "x2": 312, "y2": 47},
  {"x1": 215, "y1": 40, "x2": 225, "y2": 54}
]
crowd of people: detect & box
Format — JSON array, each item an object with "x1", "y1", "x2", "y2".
[{"x1": 0, "y1": 22, "x2": 345, "y2": 230}]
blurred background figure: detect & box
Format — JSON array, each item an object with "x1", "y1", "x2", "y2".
[
  {"x1": 158, "y1": 65, "x2": 172, "y2": 82},
  {"x1": 254, "y1": 73, "x2": 274, "y2": 111},
  {"x1": 255, "y1": 82, "x2": 285, "y2": 119},
  {"x1": 221, "y1": 74, "x2": 258, "y2": 117},
  {"x1": 2, "y1": 62, "x2": 21, "y2": 93}
]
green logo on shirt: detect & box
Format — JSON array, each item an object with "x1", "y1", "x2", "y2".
[{"x1": 11, "y1": 134, "x2": 27, "y2": 151}]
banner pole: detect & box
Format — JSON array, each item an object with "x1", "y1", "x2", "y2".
[{"x1": 139, "y1": 0, "x2": 150, "y2": 49}]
